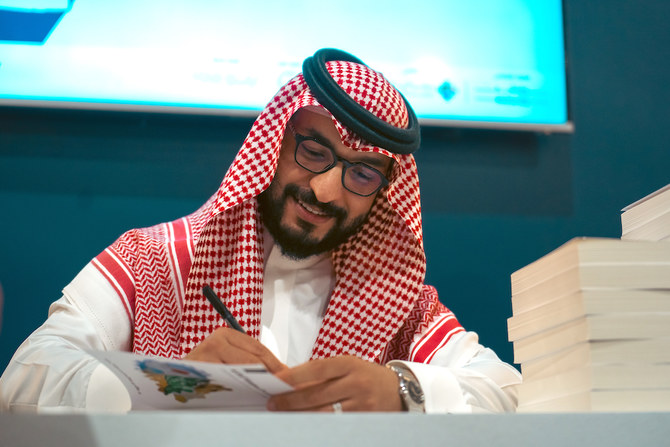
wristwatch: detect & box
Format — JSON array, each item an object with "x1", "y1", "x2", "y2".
[{"x1": 387, "y1": 363, "x2": 426, "y2": 413}]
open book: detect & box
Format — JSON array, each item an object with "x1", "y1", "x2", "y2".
[{"x1": 90, "y1": 350, "x2": 293, "y2": 411}]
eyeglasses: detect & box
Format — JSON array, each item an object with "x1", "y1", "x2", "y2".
[{"x1": 287, "y1": 123, "x2": 389, "y2": 197}]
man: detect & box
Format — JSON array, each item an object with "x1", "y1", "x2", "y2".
[{"x1": 0, "y1": 49, "x2": 521, "y2": 413}]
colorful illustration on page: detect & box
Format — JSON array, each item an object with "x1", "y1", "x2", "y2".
[{"x1": 137, "y1": 358, "x2": 231, "y2": 403}]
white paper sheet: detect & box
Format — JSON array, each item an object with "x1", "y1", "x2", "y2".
[{"x1": 89, "y1": 351, "x2": 293, "y2": 411}]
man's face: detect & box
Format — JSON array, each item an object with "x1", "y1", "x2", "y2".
[{"x1": 258, "y1": 108, "x2": 392, "y2": 259}]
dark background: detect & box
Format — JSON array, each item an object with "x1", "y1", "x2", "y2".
[{"x1": 1, "y1": 1, "x2": 669, "y2": 372}]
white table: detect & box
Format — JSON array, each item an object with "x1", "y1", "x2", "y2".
[{"x1": 1, "y1": 412, "x2": 669, "y2": 447}]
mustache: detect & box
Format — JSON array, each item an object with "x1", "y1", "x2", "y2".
[{"x1": 285, "y1": 184, "x2": 347, "y2": 220}]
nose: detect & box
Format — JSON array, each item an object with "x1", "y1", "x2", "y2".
[{"x1": 309, "y1": 165, "x2": 345, "y2": 204}]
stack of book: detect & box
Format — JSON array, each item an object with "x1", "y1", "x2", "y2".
[
  {"x1": 508, "y1": 233, "x2": 670, "y2": 412},
  {"x1": 621, "y1": 184, "x2": 670, "y2": 241}
]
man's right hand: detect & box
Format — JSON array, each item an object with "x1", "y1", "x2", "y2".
[{"x1": 184, "y1": 327, "x2": 286, "y2": 374}]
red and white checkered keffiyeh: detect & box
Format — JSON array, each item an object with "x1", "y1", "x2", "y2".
[{"x1": 93, "y1": 60, "x2": 455, "y2": 364}]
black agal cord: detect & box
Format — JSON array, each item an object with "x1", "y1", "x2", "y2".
[{"x1": 302, "y1": 48, "x2": 420, "y2": 155}]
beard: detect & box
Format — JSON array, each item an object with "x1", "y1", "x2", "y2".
[{"x1": 257, "y1": 182, "x2": 369, "y2": 260}]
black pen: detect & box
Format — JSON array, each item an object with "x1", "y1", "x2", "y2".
[{"x1": 202, "y1": 285, "x2": 247, "y2": 334}]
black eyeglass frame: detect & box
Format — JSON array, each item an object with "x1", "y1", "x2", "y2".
[{"x1": 287, "y1": 123, "x2": 390, "y2": 197}]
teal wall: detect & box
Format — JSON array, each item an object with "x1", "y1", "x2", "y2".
[{"x1": 1, "y1": 1, "x2": 669, "y2": 372}]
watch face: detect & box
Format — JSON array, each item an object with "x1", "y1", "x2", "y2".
[{"x1": 408, "y1": 380, "x2": 425, "y2": 404}]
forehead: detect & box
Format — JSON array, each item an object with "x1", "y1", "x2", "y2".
[{"x1": 289, "y1": 108, "x2": 392, "y2": 170}]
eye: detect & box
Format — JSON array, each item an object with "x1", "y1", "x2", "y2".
[
  {"x1": 301, "y1": 140, "x2": 330, "y2": 157},
  {"x1": 296, "y1": 140, "x2": 335, "y2": 172},
  {"x1": 302, "y1": 147, "x2": 324, "y2": 159},
  {"x1": 348, "y1": 165, "x2": 379, "y2": 185}
]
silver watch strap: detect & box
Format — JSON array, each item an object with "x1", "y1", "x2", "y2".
[{"x1": 387, "y1": 363, "x2": 426, "y2": 413}]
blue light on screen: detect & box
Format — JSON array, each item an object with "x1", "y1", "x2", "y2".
[{"x1": 0, "y1": 0, "x2": 570, "y2": 131}]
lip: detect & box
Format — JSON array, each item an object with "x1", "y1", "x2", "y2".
[{"x1": 292, "y1": 196, "x2": 333, "y2": 225}]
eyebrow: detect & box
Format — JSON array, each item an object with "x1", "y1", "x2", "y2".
[{"x1": 302, "y1": 126, "x2": 391, "y2": 171}]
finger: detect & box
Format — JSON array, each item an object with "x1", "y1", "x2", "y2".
[
  {"x1": 297, "y1": 398, "x2": 353, "y2": 413},
  {"x1": 326, "y1": 399, "x2": 352, "y2": 413},
  {"x1": 185, "y1": 338, "x2": 262, "y2": 364},
  {"x1": 186, "y1": 328, "x2": 286, "y2": 372},
  {"x1": 225, "y1": 330, "x2": 287, "y2": 373},
  {"x1": 269, "y1": 373, "x2": 353, "y2": 411},
  {"x1": 275, "y1": 357, "x2": 349, "y2": 387}
]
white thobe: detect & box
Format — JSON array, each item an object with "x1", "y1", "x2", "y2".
[
  {"x1": 0, "y1": 242, "x2": 520, "y2": 414},
  {"x1": 260, "y1": 238, "x2": 333, "y2": 367}
]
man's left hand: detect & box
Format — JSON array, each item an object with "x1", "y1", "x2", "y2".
[{"x1": 267, "y1": 356, "x2": 403, "y2": 412}]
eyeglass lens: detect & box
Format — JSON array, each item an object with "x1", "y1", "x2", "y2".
[{"x1": 296, "y1": 140, "x2": 384, "y2": 196}]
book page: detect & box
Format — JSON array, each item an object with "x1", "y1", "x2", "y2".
[{"x1": 89, "y1": 351, "x2": 293, "y2": 411}]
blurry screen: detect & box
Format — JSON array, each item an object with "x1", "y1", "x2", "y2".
[{"x1": 0, "y1": 0, "x2": 570, "y2": 131}]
